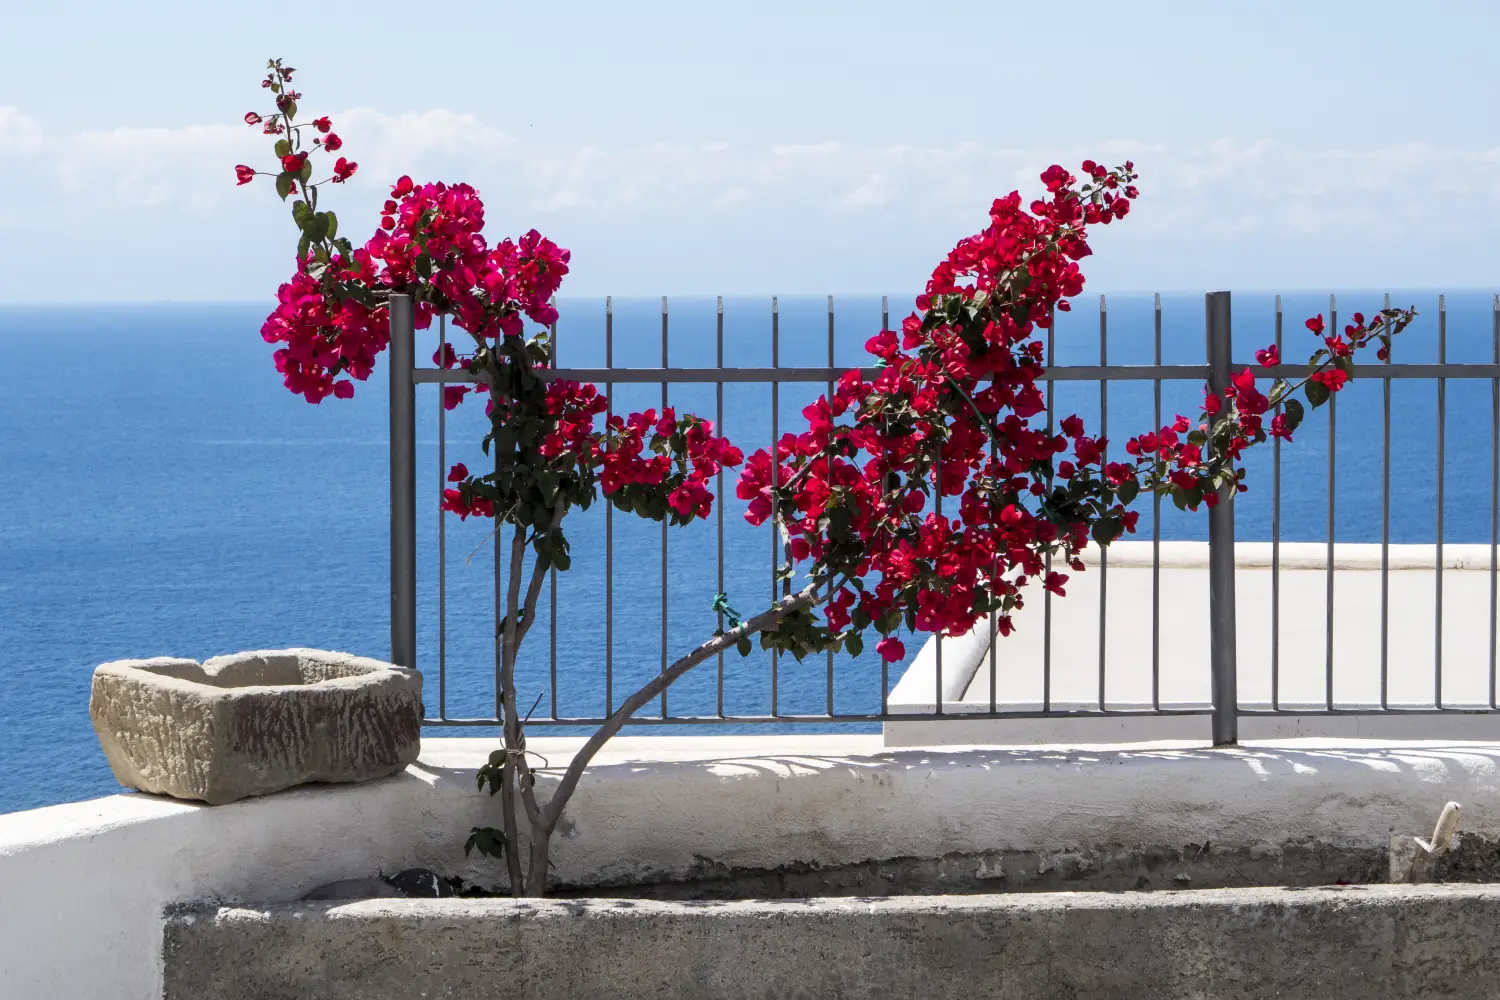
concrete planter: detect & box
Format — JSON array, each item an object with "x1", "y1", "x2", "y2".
[
  {"x1": 89, "y1": 649, "x2": 422, "y2": 805},
  {"x1": 163, "y1": 887, "x2": 1500, "y2": 1000}
]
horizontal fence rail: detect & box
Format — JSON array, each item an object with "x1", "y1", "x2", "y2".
[{"x1": 390, "y1": 291, "x2": 1500, "y2": 744}]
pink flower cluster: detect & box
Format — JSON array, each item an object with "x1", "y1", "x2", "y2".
[
  {"x1": 368, "y1": 176, "x2": 569, "y2": 339},
  {"x1": 1117, "y1": 309, "x2": 1412, "y2": 504},
  {"x1": 259, "y1": 252, "x2": 385, "y2": 402},
  {"x1": 736, "y1": 162, "x2": 1143, "y2": 652},
  {"x1": 593, "y1": 408, "x2": 743, "y2": 517},
  {"x1": 257, "y1": 170, "x2": 572, "y2": 403}
]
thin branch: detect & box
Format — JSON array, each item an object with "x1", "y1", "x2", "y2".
[
  {"x1": 463, "y1": 522, "x2": 502, "y2": 567},
  {"x1": 536, "y1": 583, "x2": 820, "y2": 834}
]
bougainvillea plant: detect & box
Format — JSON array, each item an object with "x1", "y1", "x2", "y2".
[{"x1": 241, "y1": 59, "x2": 1416, "y2": 896}]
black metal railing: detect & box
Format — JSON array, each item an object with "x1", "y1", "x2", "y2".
[{"x1": 389, "y1": 291, "x2": 1500, "y2": 744}]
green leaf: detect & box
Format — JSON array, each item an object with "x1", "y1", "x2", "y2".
[
  {"x1": 283, "y1": 99, "x2": 297, "y2": 120},
  {"x1": 735, "y1": 635, "x2": 753, "y2": 657},
  {"x1": 845, "y1": 632, "x2": 864, "y2": 657},
  {"x1": 1116, "y1": 477, "x2": 1139, "y2": 506},
  {"x1": 1282, "y1": 398, "x2": 1305, "y2": 433},
  {"x1": 1091, "y1": 517, "x2": 1119, "y2": 547},
  {"x1": 1187, "y1": 428, "x2": 1207, "y2": 447},
  {"x1": 1335, "y1": 355, "x2": 1355, "y2": 378},
  {"x1": 275, "y1": 172, "x2": 294, "y2": 201},
  {"x1": 1305, "y1": 377, "x2": 1330, "y2": 409},
  {"x1": 325, "y1": 211, "x2": 338, "y2": 239},
  {"x1": 1268, "y1": 379, "x2": 1290, "y2": 405},
  {"x1": 274, "y1": 139, "x2": 291, "y2": 159},
  {"x1": 464, "y1": 826, "x2": 506, "y2": 860},
  {"x1": 298, "y1": 159, "x2": 313, "y2": 182}
]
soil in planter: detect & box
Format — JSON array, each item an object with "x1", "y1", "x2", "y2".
[
  {"x1": 310, "y1": 834, "x2": 1500, "y2": 903},
  {"x1": 1416, "y1": 832, "x2": 1500, "y2": 882},
  {"x1": 431, "y1": 841, "x2": 1392, "y2": 901}
]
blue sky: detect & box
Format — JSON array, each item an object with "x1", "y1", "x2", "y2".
[{"x1": 1, "y1": 1, "x2": 1495, "y2": 300}]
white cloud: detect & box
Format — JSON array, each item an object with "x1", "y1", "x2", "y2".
[
  {"x1": 0, "y1": 105, "x2": 1495, "y2": 300},
  {"x1": 0, "y1": 107, "x2": 46, "y2": 153}
]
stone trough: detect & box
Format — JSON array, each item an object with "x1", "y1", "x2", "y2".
[{"x1": 89, "y1": 649, "x2": 422, "y2": 804}]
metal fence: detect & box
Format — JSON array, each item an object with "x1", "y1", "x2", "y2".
[{"x1": 389, "y1": 290, "x2": 1500, "y2": 745}]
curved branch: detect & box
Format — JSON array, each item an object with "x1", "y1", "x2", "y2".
[{"x1": 535, "y1": 584, "x2": 820, "y2": 835}]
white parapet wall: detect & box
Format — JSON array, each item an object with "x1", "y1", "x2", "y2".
[
  {"x1": 5, "y1": 734, "x2": 1500, "y2": 999},
  {"x1": 887, "y1": 541, "x2": 1500, "y2": 746}
]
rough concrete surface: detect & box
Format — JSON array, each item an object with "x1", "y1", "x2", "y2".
[
  {"x1": 164, "y1": 885, "x2": 1500, "y2": 1000},
  {"x1": 89, "y1": 648, "x2": 422, "y2": 804}
]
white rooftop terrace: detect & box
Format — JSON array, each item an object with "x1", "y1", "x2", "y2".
[{"x1": 888, "y1": 541, "x2": 1500, "y2": 745}]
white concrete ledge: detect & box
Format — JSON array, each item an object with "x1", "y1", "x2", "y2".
[
  {"x1": 1081, "y1": 540, "x2": 1500, "y2": 570},
  {"x1": 6, "y1": 735, "x2": 1500, "y2": 999}
]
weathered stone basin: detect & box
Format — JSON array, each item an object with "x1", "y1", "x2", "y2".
[{"x1": 89, "y1": 649, "x2": 422, "y2": 804}]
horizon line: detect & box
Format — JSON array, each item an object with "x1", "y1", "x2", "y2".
[{"x1": 1, "y1": 286, "x2": 1496, "y2": 308}]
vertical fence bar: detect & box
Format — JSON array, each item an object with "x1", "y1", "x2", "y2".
[
  {"x1": 1436, "y1": 294, "x2": 1446, "y2": 708},
  {"x1": 1325, "y1": 295, "x2": 1337, "y2": 712},
  {"x1": 437, "y1": 314, "x2": 447, "y2": 718},
  {"x1": 1098, "y1": 295, "x2": 1108, "y2": 710},
  {"x1": 717, "y1": 296, "x2": 726, "y2": 718},
  {"x1": 935, "y1": 447, "x2": 944, "y2": 715},
  {"x1": 1044, "y1": 312, "x2": 1054, "y2": 713},
  {"x1": 549, "y1": 307, "x2": 559, "y2": 719},
  {"x1": 1492, "y1": 293, "x2": 1499, "y2": 710},
  {"x1": 389, "y1": 293, "x2": 418, "y2": 671},
  {"x1": 770, "y1": 296, "x2": 780, "y2": 717},
  {"x1": 1381, "y1": 292, "x2": 1391, "y2": 710},
  {"x1": 661, "y1": 296, "x2": 670, "y2": 718},
  {"x1": 1271, "y1": 296, "x2": 1282, "y2": 711},
  {"x1": 879, "y1": 295, "x2": 890, "y2": 716},
  {"x1": 1152, "y1": 293, "x2": 1162, "y2": 711},
  {"x1": 827, "y1": 295, "x2": 837, "y2": 717},
  {"x1": 605, "y1": 297, "x2": 614, "y2": 715},
  {"x1": 989, "y1": 416, "x2": 999, "y2": 714},
  {"x1": 1205, "y1": 291, "x2": 1238, "y2": 745},
  {"x1": 501, "y1": 452, "x2": 513, "y2": 719}
]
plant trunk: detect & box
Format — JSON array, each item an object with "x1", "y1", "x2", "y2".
[
  {"x1": 499, "y1": 750, "x2": 524, "y2": 895},
  {"x1": 525, "y1": 824, "x2": 554, "y2": 897}
]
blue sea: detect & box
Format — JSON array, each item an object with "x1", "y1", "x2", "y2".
[{"x1": 1, "y1": 291, "x2": 1495, "y2": 813}]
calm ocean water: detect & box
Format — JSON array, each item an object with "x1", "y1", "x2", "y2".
[{"x1": 1, "y1": 290, "x2": 1494, "y2": 813}]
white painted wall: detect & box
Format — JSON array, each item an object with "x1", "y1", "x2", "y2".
[{"x1": 5, "y1": 734, "x2": 1500, "y2": 1000}]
